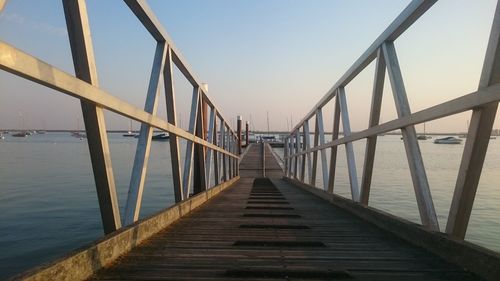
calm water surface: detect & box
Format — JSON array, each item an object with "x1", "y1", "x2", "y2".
[{"x1": 1, "y1": 133, "x2": 499, "y2": 279}]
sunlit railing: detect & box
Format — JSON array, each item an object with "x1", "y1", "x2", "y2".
[
  {"x1": 284, "y1": 0, "x2": 500, "y2": 240},
  {"x1": 0, "y1": 0, "x2": 240, "y2": 234}
]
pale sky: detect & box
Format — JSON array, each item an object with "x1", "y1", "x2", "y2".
[{"x1": 0, "y1": 0, "x2": 497, "y2": 133}]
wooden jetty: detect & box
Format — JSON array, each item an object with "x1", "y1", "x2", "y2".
[
  {"x1": 84, "y1": 144, "x2": 485, "y2": 281},
  {"x1": 11, "y1": 144, "x2": 496, "y2": 281},
  {"x1": 3, "y1": 0, "x2": 500, "y2": 280}
]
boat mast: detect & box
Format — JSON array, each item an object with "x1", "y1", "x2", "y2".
[{"x1": 266, "y1": 111, "x2": 270, "y2": 136}]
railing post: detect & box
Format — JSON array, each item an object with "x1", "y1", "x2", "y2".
[
  {"x1": 311, "y1": 117, "x2": 319, "y2": 185},
  {"x1": 446, "y1": 1, "x2": 500, "y2": 239},
  {"x1": 246, "y1": 121, "x2": 250, "y2": 147},
  {"x1": 0, "y1": 0, "x2": 7, "y2": 12},
  {"x1": 327, "y1": 97, "x2": 340, "y2": 193},
  {"x1": 316, "y1": 108, "x2": 329, "y2": 190},
  {"x1": 227, "y1": 132, "x2": 233, "y2": 179},
  {"x1": 63, "y1": 0, "x2": 121, "y2": 234},
  {"x1": 193, "y1": 95, "x2": 207, "y2": 194},
  {"x1": 261, "y1": 142, "x2": 266, "y2": 177},
  {"x1": 233, "y1": 134, "x2": 238, "y2": 177},
  {"x1": 285, "y1": 136, "x2": 293, "y2": 177},
  {"x1": 237, "y1": 116, "x2": 242, "y2": 155},
  {"x1": 289, "y1": 134, "x2": 294, "y2": 178},
  {"x1": 236, "y1": 143, "x2": 240, "y2": 177},
  {"x1": 213, "y1": 115, "x2": 220, "y2": 186},
  {"x1": 220, "y1": 123, "x2": 227, "y2": 182},
  {"x1": 204, "y1": 108, "x2": 216, "y2": 188},
  {"x1": 182, "y1": 87, "x2": 200, "y2": 198},
  {"x1": 338, "y1": 87, "x2": 360, "y2": 201},
  {"x1": 284, "y1": 137, "x2": 289, "y2": 176},
  {"x1": 233, "y1": 134, "x2": 237, "y2": 177},
  {"x1": 360, "y1": 48, "x2": 386, "y2": 205},
  {"x1": 227, "y1": 127, "x2": 231, "y2": 179},
  {"x1": 124, "y1": 42, "x2": 167, "y2": 224},
  {"x1": 230, "y1": 136, "x2": 233, "y2": 178},
  {"x1": 164, "y1": 46, "x2": 184, "y2": 203},
  {"x1": 293, "y1": 130, "x2": 300, "y2": 179},
  {"x1": 303, "y1": 121, "x2": 313, "y2": 183},
  {"x1": 300, "y1": 126, "x2": 307, "y2": 182},
  {"x1": 382, "y1": 41, "x2": 439, "y2": 231}
]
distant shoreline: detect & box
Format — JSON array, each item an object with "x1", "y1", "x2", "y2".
[{"x1": 2, "y1": 129, "x2": 497, "y2": 136}]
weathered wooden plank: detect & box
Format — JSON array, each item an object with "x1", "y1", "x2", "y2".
[
  {"x1": 88, "y1": 162, "x2": 483, "y2": 281},
  {"x1": 10, "y1": 176, "x2": 239, "y2": 281}
]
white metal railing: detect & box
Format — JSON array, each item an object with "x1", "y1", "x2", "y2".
[
  {"x1": 0, "y1": 0, "x2": 240, "y2": 234},
  {"x1": 284, "y1": 0, "x2": 500, "y2": 240}
]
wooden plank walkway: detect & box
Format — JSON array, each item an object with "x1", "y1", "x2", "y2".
[
  {"x1": 89, "y1": 144, "x2": 482, "y2": 281},
  {"x1": 239, "y1": 143, "x2": 283, "y2": 178}
]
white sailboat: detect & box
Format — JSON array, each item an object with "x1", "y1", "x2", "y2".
[
  {"x1": 12, "y1": 112, "x2": 30, "y2": 137},
  {"x1": 71, "y1": 115, "x2": 86, "y2": 139},
  {"x1": 123, "y1": 120, "x2": 137, "y2": 137},
  {"x1": 417, "y1": 123, "x2": 431, "y2": 140}
]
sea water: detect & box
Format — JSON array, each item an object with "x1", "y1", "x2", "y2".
[{"x1": 0, "y1": 133, "x2": 499, "y2": 279}]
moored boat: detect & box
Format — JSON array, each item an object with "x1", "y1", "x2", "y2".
[
  {"x1": 123, "y1": 131, "x2": 137, "y2": 137},
  {"x1": 71, "y1": 131, "x2": 86, "y2": 139},
  {"x1": 433, "y1": 137, "x2": 462, "y2": 144},
  {"x1": 11, "y1": 131, "x2": 29, "y2": 137},
  {"x1": 151, "y1": 133, "x2": 169, "y2": 141},
  {"x1": 123, "y1": 120, "x2": 137, "y2": 137},
  {"x1": 417, "y1": 135, "x2": 431, "y2": 140},
  {"x1": 260, "y1": 135, "x2": 285, "y2": 147}
]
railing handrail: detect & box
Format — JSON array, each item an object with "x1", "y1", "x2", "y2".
[
  {"x1": 288, "y1": 84, "x2": 500, "y2": 157},
  {"x1": 0, "y1": 0, "x2": 240, "y2": 233},
  {"x1": 0, "y1": 42, "x2": 237, "y2": 158},
  {"x1": 284, "y1": 0, "x2": 500, "y2": 243},
  {"x1": 290, "y1": 0, "x2": 436, "y2": 134},
  {"x1": 123, "y1": 0, "x2": 237, "y2": 137}
]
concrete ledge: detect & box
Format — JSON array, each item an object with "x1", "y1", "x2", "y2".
[
  {"x1": 283, "y1": 176, "x2": 500, "y2": 281},
  {"x1": 9, "y1": 176, "x2": 240, "y2": 281}
]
